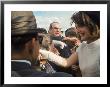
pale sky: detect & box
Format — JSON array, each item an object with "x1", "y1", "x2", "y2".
[{"x1": 33, "y1": 11, "x2": 75, "y2": 34}]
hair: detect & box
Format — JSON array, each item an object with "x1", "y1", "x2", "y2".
[
  {"x1": 65, "y1": 27, "x2": 80, "y2": 39},
  {"x1": 11, "y1": 34, "x2": 37, "y2": 52},
  {"x1": 64, "y1": 27, "x2": 81, "y2": 49},
  {"x1": 49, "y1": 22, "x2": 60, "y2": 30},
  {"x1": 37, "y1": 28, "x2": 47, "y2": 34},
  {"x1": 40, "y1": 34, "x2": 52, "y2": 50},
  {"x1": 71, "y1": 11, "x2": 100, "y2": 39}
]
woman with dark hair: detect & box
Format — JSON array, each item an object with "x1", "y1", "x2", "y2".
[
  {"x1": 40, "y1": 11, "x2": 100, "y2": 77},
  {"x1": 71, "y1": 11, "x2": 100, "y2": 42}
]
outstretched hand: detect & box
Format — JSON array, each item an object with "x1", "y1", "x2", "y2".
[{"x1": 63, "y1": 37, "x2": 81, "y2": 46}]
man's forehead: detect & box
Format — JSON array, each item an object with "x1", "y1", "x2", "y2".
[{"x1": 52, "y1": 23, "x2": 61, "y2": 27}]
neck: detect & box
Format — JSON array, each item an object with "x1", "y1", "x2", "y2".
[
  {"x1": 87, "y1": 37, "x2": 99, "y2": 44},
  {"x1": 11, "y1": 50, "x2": 28, "y2": 60}
]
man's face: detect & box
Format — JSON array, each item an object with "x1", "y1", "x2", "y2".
[
  {"x1": 75, "y1": 25, "x2": 92, "y2": 41},
  {"x1": 49, "y1": 23, "x2": 62, "y2": 37},
  {"x1": 28, "y1": 37, "x2": 40, "y2": 62}
]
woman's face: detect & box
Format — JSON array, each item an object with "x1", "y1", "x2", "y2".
[{"x1": 75, "y1": 25, "x2": 92, "y2": 41}]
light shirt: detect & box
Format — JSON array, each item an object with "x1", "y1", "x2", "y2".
[{"x1": 76, "y1": 39, "x2": 100, "y2": 77}]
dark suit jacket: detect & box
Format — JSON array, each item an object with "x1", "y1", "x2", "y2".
[
  {"x1": 11, "y1": 61, "x2": 52, "y2": 77},
  {"x1": 50, "y1": 36, "x2": 71, "y2": 58},
  {"x1": 11, "y1": 60, "x2": 72, "y2": 77}
]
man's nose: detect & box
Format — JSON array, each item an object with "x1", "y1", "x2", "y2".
[{"x1": 57, "y1": 29, "x2": 61, "y2": 31}]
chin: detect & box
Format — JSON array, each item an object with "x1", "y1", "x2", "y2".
[
  {"x1": 81, "y1": 37, "x2": 86, "y2": 41},
  {"x1": 81, "y1": 37, "x2": 84, "y2": 41},
  {"x1": 55, "y1": 34, "x2": 60, "y2": 37}
]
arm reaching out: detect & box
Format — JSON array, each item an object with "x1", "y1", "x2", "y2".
[
  {"x1": 39, "y1": 49, "x2": 67, "y2": 67},
  {"x1": 39, "y1": 49, "x2": 78, "y2": 68}
]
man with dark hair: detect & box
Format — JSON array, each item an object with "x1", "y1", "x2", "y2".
[
  {"x1": 11, "y1": 11, "x2": 72, "y2": 77},
  {"x1": 37, "y1": 28, "x2": 47, "y2": 34},
  {"x1": 64, "y1": 27, "x2": 82, "y2": 76},
  {"x1": 65, "y1": 27, "x2": 79, "y2": 38},
  {"x1": 64, "y1": 27, "x2": 81, "y2": 52}
]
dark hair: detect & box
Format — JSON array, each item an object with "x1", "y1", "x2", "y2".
[
  {"x1": 40, "y1": 34, "x2": 52, "y2": 50},
  {"x1": 71, "y1": 11, "x2": 100, "y2": 38},
  {"x1": 65, "y1": 28, "x2": 77, "y2": 37},
  {"x1": 65, "y1": 27, "x2": 81, "y2": 39},
  {"x1": 37, "y1": 28, "x2": 47, "y2": 34},
  {"x1": 11, "y1": 34, "x2": 37, "y2": 52}
]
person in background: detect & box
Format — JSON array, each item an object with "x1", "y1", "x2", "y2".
[
  {"x1": 63, "y1": 27, "x2": 82, "y2": 76},
  {"x1": 63, "y1": 27, "x2": 81, "y2": 54},
  {"x1": 40, "y1": 34, "x2": 60, "y2": 55},
  {"x1": 37, "y1": 28, "x2": 47, "y2": 34},
  {"x1": 48, "y1": 22, "x2": 73, "y2": 75},
  {"x1": 48, "y1": 22, "x2": 63, "y2": 40},
  {"x1": 38, "y1": 34, "x2": 59, "y2": 73},
  {"x1": 11, "y1": 11, "x2": 72, "y2": 77},
  {"x1": 48, "y1": 21, "x2": 71, "y2": 58},
  {"x1": 40, "y1": 11, "x2": 100, "y2": 77}
]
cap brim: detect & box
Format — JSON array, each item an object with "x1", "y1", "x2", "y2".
[{"x1": 11, "y1": 28, "x2": 43, "y2": 37}]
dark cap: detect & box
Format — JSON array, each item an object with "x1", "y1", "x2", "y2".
[{"x1": 11, "y1": 11, "x2": 41, "y2": 36}]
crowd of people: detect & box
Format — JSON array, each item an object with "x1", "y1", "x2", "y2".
[{"x1": 11, "y1": 11, "x2": 100, "y2": 77}]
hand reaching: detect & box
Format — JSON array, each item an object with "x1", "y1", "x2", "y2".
[{"x1": 63, "y1": 37, "x2": 81, "y2": 46}]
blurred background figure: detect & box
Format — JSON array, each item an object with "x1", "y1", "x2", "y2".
[
  {"x1": 48, "y1": 21, "x2": 74, "y2": 75},
  {"x1": 37, "y1": 28, "x2": 47, "y2": 34},
  {"x1": 63, "y1": 27, "x2": 82, "y2": 76},
  {"x1": 48, "y1": 21, "x2": 71, "y2": 58},
  {"x1": 64, "y1": 27, "x2": 81, "y2": 54},
  {"x1": 38, "y1": 34, "x2": 60, "y2": 73},
  {"x1": 48, "y1": 22, "x2": 63, "y2": 38}
]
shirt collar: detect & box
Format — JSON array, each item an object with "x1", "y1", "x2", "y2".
[{"x1": 11, "y1": 60, "x2": 31, "y2": 66}]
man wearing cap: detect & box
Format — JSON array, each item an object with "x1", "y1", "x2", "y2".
[{"x1": 11, "y1": 11, "x2": 72, "y2": 77}]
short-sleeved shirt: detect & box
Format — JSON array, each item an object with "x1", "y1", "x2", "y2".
[{"x1": 76, "y1": 39, "x2": 100, "y2": 77}]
